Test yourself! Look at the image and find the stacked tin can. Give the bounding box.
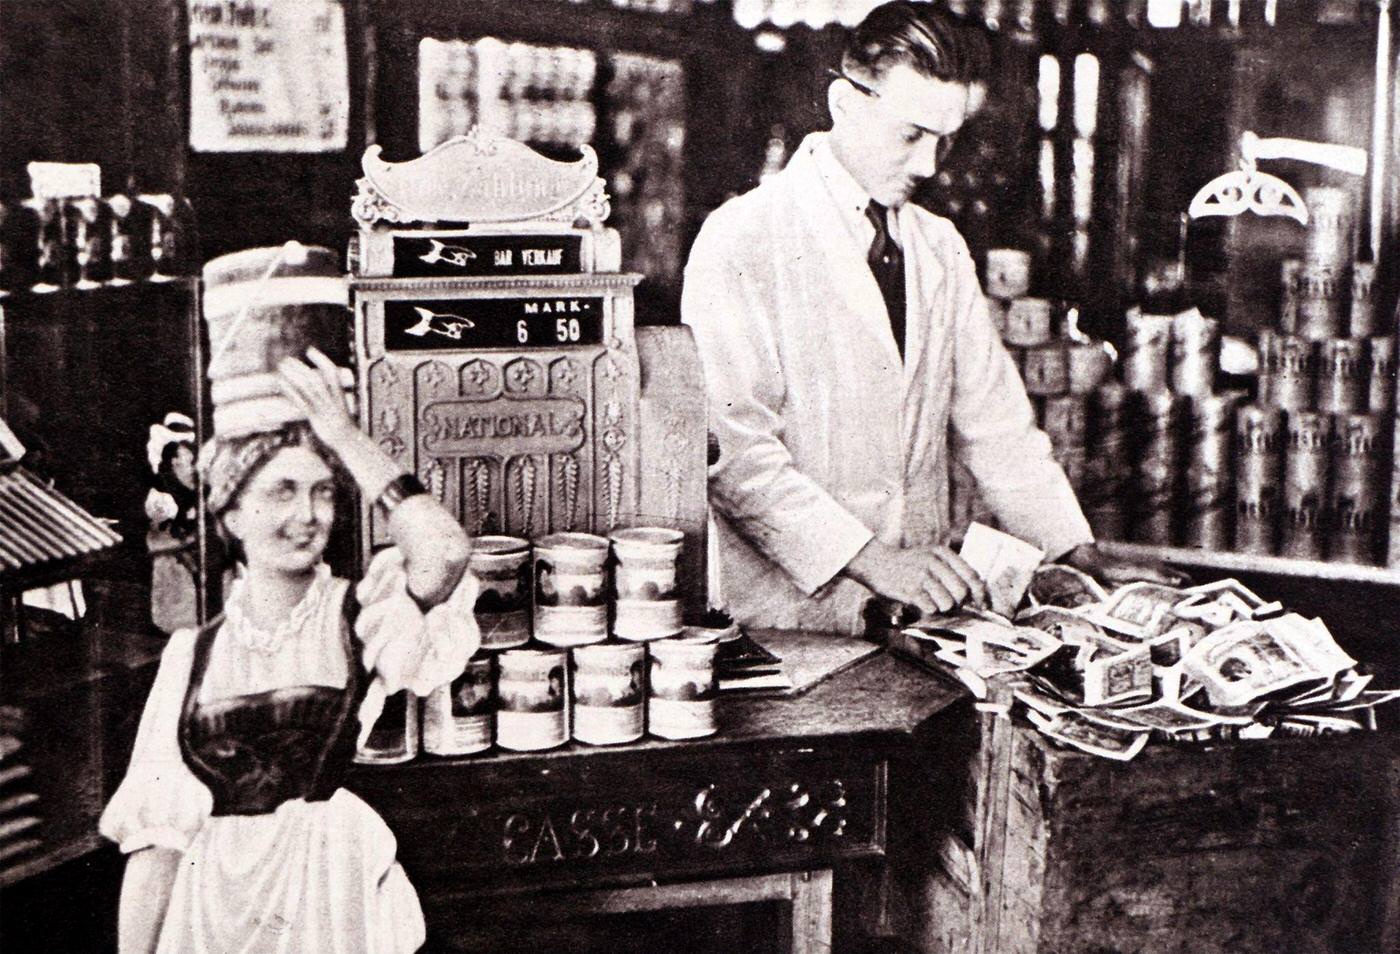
[1253,186,1392,564]
[980,248,1114,526]
[418,524,718,759]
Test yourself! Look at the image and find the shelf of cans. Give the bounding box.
[0,194,197,295]
[353,528,721,765]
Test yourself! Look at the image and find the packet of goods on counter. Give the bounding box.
[898,530,1400,760]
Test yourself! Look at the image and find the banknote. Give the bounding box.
[1083,643,1153,706]
[1027,563,1108,609]
[1090,582,1186,640]
[1182,621,1322,708]
[959,522,1045,617]
[1027,709,1150,761]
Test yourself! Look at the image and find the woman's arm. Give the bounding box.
[277,350,471,605]
[118,847,181,954]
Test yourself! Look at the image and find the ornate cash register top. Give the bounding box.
[351,128,610,230]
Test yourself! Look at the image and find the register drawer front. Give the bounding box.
[358,750,886,892]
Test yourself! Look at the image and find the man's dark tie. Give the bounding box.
[866,201,906,357]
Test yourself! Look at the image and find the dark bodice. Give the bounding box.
[178,590,364,817]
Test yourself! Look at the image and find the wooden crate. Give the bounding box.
[917,711,1400,954]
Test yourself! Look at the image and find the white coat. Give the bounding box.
[681,133,1093,634]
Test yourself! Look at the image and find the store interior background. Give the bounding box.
[1,1,1398,952]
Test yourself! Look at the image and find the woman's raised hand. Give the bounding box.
[277,348,358,448]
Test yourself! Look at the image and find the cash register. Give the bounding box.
[348,129,708,617]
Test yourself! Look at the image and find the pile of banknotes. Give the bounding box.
[905,525,1400,761]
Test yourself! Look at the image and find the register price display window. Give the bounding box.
[383,298,605,351]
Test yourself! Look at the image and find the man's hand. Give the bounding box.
[1061,542,1189,588]
[846,539,988,618]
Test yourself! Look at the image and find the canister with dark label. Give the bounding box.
[1003,297,1054,347]
[1234,404,1284,556]
[1280,410,1333,560]
[1130,389,1181,545]
[28,198,71,291]
[471,536,532,650]
[423,653,496,756]
[984,248,1032,300]
[0,200,39,293]
[1182,392,1240,549]
[1279,259,1302,333]
[496,646,569,751]
[1169,310,1219,396]
[1367,337,1394,413]
[107,194,152,284]
[1067,342,1112,394]
[1082,383,1130,539]
[353,689,420,765]
[1314,338,1365,415]
[533,532,609,647]
[1302,186,1356,270]
[1022,343,1069,396]
[1293,263,1348,341]
[1258,330,1315,411]
[1327,412,1384,565]
[572,640,646,745]
[1349,261,1377,337]
[1122,312,1172,392]
[611,527,684,641]
[648,635,719,740]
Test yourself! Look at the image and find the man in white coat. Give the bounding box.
[683,1,1169,635]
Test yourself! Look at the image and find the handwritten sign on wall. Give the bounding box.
[188,0,349,153]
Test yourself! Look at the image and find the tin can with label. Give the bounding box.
[611,527,684,641]
[572,641,646,745]
[0,200,39,293]
[1022,343,1069,396]
[353,689,420,765]
[985,248,1032,300]
[1259,330,1315,411]
[1067,342,1112,394]
[1279,259,1303,333]
[28,198,71,291]
[985,296,1009,338]
[1082,383,1129,536]
[1233,404,1284,555]
[1315,338,1365,414]
[1302,186,1356,270]
[648,635,719,740]
[66,197,110,288]
[1182,392,1240,549]
[496,646,569,751]
[1280,410,1333,560]
[1122,312,1172,392]
[1042,394,1088,452]
[533,532,609,647]
[423,653,496,756]
[107,193,152,284]
[1130,389,1181,544]
[1169,310,1219,396]
[1327,412,1384,564]
[1349,261,1378,337]
[1367,337,1394,413]
[471,536,532,650]
[1293,263,1348,341]
[1003,297,1054,347]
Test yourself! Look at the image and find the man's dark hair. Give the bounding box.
[842,1,989,87]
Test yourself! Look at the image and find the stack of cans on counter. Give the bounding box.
[356,526,720,765]
[1113,306,1241,548]
[1246,186,1393,564]
[0,193,196,294]
[980,248,1115,506]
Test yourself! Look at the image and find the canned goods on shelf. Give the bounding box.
[1003,297,1054,348]
[1122,312,1172,392]
[1022,343,1069,396]
[1042,394,1088,449]
[1292,262,1348,341]
[1182,394,1241,549]
[471,536,532,650]
[1367,337,1394,413]
[611,527,684,642]
[496,646,570,751]
[1327,412,1384,565]
[533,532,609,647]
[1302,186,1357,270]
[648,634,719,740]
[67,196,111,288]
[1066,342,1112,395]
[1258,330,1315,411]
[423,653,496,756]
[1279,259,1302,334]
[984,248,1032,300]
[1169,310,1219,396]
[354,689,420,765]
[1280,410,1333,560]
[1315,338,1365,415]
[1349,262,1378,337]
[1233,404,1285,557]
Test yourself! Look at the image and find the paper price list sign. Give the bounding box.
[188,0,349,153]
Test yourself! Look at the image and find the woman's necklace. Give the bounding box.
[226,565,330,655]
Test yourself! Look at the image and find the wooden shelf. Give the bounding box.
[1099,541,1400,586]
